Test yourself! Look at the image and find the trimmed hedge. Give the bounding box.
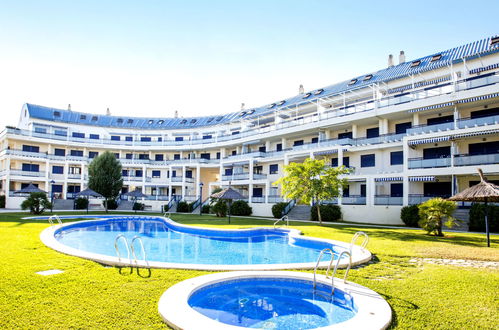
[74,197,89,210]
[272,202,288,218]
[229,200,252,216]
[469,203,499,233]
[176,201,190,213]
[201,204,210,214]
[401,205,421,227]
[133,202,145,211]
[104,199,118,210]
[163,204,170,212]
[212,200,227,217]
[311,204,342,222]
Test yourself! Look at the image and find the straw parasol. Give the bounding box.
[448,169,499,247]
[211,187,245,224]
[76,188,103,214]
[14,183,47,194]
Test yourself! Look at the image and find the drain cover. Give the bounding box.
[36,269,64,276]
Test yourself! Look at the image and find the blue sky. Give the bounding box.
[0,0,497,125]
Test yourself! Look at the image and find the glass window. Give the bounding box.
[390,151,404,165]
[259,146,266,152]
[138,154,149,160]
[185,170,192,178]
[34,127,46,134]
[395,122,412,134]
[200,153,210,160]
[175,137,184,141]
[111,135,120,141]
[135,170,143,177]
[72,132,85,138]
[216,152,221,159]
[70,150,83,157]
[155,154,164,161]
[311,137,319,144]
[54,148,65,156]
[125,136,132,141]
[152,170,161,178]
[22,163,39,172]
[338,132,352,139]
[203,135,212,140]
[361,154,375,167]
[89,134,99,140]
[126,153,133,159]
[140,137,151,142]
[224,168,233,176]
[391,183,403,197]
[122,170,128,176]
[366,127,379,138]
[54,130,67,136]
[22,145,40,153]
[269,164,278,174]
[89,151,99,159]
[174,154,180,160]
[293,140,304,146]
[232,131,239,135]
[276,143,282,152]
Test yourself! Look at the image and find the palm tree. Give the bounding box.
[418,198,458,236]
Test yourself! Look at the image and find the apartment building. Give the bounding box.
[1,36,498,224]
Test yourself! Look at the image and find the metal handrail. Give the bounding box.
[273,215,289,228]
[48,215,62,226]
[282,199,296,216]
[330,251,352,295]
[114,234,131,264]
[130,236,148,267]
[313,248,334,290]
[350,231,369,253]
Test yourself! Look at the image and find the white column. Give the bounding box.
[81,163,86,189]
[181,166,186,198]
[196,164,201,197]
[367,177,375,206]
[402,176,409,206]
[351,124,358,138]
[168,166,173,200]
[265,181,270,204]
[412,112,420,126]
[338,148,344,167]
[63,163,69,199]
[265,140,271,152]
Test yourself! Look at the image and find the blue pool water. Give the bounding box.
[54,216,344,266]
[188,277,357,329]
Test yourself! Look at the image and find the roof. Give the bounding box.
[26,36,499,130]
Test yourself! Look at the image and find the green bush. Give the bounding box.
[272,202,288,218]
[418,198,457,236]
[103,199,118,210]
[212,200,227,217]
[133,202,145,211]
[401,205,420,227]
[469,203,499,233]
[229,200,252,216]
[20,192,51,214]
[311,204,341,222]
[163,204,170,212]
[74,197,89,210]
[201,204,210,214]
[176,201,189,213]
[0,195,5,208]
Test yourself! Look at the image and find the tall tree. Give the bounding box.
[274,158,349,225]
[88,151,123,212]
[418,198,458,236]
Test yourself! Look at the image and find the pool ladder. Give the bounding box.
[48,215,62,226]
[114,234,149,268]
[273,215,289,228]
[350,231,369,254]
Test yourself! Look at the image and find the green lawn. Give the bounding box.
[0,212,497,329]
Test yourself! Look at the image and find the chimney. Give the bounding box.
[388,54,394,67]
[68,104,71,111]
[299,84,304,94]
[241,103,245,110]
[174,110,178,118]
[106,107,111,116]
[399,51,405,64]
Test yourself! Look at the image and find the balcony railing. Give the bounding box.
[10,169,45,177]
[408,194,433,205]
[454,153,499,167]
[267,195,284,203]
[406,122,455,135]
[123,176,143,182]
[457,114,499,129]
[374,195,403,205]
[408,157,451,169]
[222,173,250,181]
[341,195,366,205]
[67,174,82,179]
[251,196,265,203]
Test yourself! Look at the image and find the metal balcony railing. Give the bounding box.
[341,196,366,205]
[374,195,403,205]
[454,153,499,167]
[408,157,452,169]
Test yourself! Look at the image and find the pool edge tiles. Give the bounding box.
[39,215,372,271]
[158,271,392,330]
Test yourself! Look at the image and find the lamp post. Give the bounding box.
[50,180,55,213]
[199,182,204,216]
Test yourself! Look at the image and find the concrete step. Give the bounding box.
[52,199,74,210]
[287,205,311,220]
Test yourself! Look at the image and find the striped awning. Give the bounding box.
[314,149,338,156]
[409,176,437,182]
[409,102,454,113]
[388,75,452,94]
[469,62,499,74]
[452,128,499,139]
[408,136,450,145]
[375,177,403,182]
[456,92,499,104]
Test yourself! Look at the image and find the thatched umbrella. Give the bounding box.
[448,169,499,247]
[125,188,148,212]
[14,183,47,195]
[211,187,245,224]
[76,188,103,214]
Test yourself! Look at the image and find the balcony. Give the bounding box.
[457,114,499,129]
[10,169,45,177]
[67,173,82,180]
[123,176,143,182]
[253,173,267,180]
[251,196,265,203]
[341,196,366,205]
[5,149,47,159]
[408,194,433,205]
[374,195,403,206]
[407,122,454,135]
[454,153,499,166]
[408,157,451,169]
[225,151,265,160]
[222,173,250,181]
[267,195,284,203]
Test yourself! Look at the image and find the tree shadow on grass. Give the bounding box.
[378,292,420,329]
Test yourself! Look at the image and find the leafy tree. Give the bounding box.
[88,151,123,212]
[20,192,51,214]
[418,198,458,236]
[274,158,349,225]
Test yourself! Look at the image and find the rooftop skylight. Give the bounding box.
[216,116,223,122]
[158,120,164,125]
[91,116,98,121]
[148,119,154,124]
[348,79,357,86]
[127,119,133,124]
[314,89,324,95]
[117,118,123,124]
[80,115,86,120]
[180,119,187,124]
[277,100,285,106]
[240,111,247,117]
[53,111,61,117]
[491,36,499,46]
[268,103,276,109]
[302,92,312,99]
[207,117,214,123]
[190,119,197,124]
[431,54,442,62]
[410,60,421,68]
[247,109,255,115]
[363,74,373,81]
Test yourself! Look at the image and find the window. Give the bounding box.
[410,60,421,68]
[80,115,86,120]
[158,120,164,125]
[267,103,276,109]
[52,184,63,193]
[331,157,349,167]
[363,74,373,81]
[174,154,180,160]
[89,134,99,140]
[89,151,99,159]
[70,150,83,157]
[54,148,65,156]
[200,153,210,160]
[303,92,312,99]
[114,153,119,159]
[360,184,366,197]
[22,145,39,153]
[138,154,149,160]
[127,119,133,124]
[293,140,304,146]
[175,137,184,141]
[180,119,187,124]
[431,54,442,62]
[395,122,412,134]
[254,166,263,174]
[348,79,357,85]
[158,137,162,142]
[247,109,255,115]
[72,132,84,138]
[390,151,404,165]
[35,127,46,134]
[190,119,197,124]
[54,111,61,117]
[67,185,81,194]
[361,154,375,167]
[423,147,450,159]
[203,135,212,140]
[122,170,128,176]
[21,183,38,189]
[232,150,237,156]
[126,153,133,159]
[171,170,176,177]
[125,136,132,141]
[22,163,39,172]
[314,89,324,95]
[311,137,319,144]
[216,151,221,159]
[253,188,263,197]
[207,117,214,123]
[224,168,233,176]
[91,116,98,121]
[140,137,151,142]
[468,141,499,155]
[117,118,123,124]
[135,170,143,177]
[427,115,453,126]
[185,170,193,178]
[69,167,81,174]
[391,183,403,197]
[276,143,282,152]
[155,154,164,161]
[338,132,352,139]
[152,170,161,178]
[111,135,120,141]
[54,130,67,136]
[277,100,285,106]
[232,131,239,135]
[343,185,350,197]
[269,164,278,174]
[216,116,223,122]
[366,127,379,138]
[259,146,266,152]
[148,119,154,124]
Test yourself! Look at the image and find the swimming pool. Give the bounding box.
[159,271,392,329]
[39,215,371,270]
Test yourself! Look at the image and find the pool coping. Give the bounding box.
[39,215,372,271]
[158,271,392,330]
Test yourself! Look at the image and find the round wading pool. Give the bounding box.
[158,271,392,329]
[39,216,371,270]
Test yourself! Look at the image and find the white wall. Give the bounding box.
[341,205,403,225]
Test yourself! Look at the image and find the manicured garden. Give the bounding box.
[0,212,497,329]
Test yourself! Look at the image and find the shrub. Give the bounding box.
[188,202,196,212]
[163,204,170,212]
[212,200,227,217]
[0,195,5,208]
[418,198,457,236]
[230,200,252,216]
[176,201,189,213]
[201,204,210,214]
[103,199,118,210]
[401,205,420,227]
[311,204,342,222]
[133,202,145,211]
[272,202,288,218]
[20,192,51,214]
[468,203,499,233]
[74,197,89,210]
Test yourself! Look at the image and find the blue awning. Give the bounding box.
[456,92,499,104]
[408,136,450,145]
[314,149,338,156]
[409,176,437,182]
[469,62,499,74]
[375,177,403,182]
[452,128,499,139]
[409,102,454,113]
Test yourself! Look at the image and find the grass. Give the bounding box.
[0,211,497,329]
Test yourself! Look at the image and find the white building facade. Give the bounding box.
[1,36,498,224]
